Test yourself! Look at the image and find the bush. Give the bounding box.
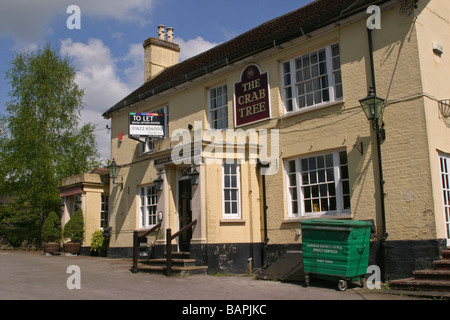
[90,230,109,257]
[63,209,84,243]
[41,211,61,243]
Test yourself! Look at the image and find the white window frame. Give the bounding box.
[139,185,158,228]
[222,163,241,219]
[140,106,169,154]
[285,150,350,218]
[281,43,342,114]
[439,153,450,245]
[208,84,228,130]
[100,194,109,228]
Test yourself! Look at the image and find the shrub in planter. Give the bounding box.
[90,229,109,257]
[63,209,84,255]
[41,211,62,254]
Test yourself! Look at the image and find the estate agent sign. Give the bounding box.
[129,112,165,139]
[234,64,270,127]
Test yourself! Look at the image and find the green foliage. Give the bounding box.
[0,199,40,246]
[0,43,100,243]
[41,211,61,243]
[63,209,84,243]
[90,230,109,257]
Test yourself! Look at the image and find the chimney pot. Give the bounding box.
[167,27,174,42]
[158,25,165,40]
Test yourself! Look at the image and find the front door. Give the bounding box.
[178,179,192,252]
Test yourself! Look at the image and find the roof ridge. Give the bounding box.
[103,0,384,118]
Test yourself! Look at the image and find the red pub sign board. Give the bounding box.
[234,64,270,127]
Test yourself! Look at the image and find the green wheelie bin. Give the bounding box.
[300,219,372,291]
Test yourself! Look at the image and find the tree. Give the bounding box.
[0,43,100,243]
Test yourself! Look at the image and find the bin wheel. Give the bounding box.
[304,275,310,287]
[337,280,348,291]
[360,275,366,288]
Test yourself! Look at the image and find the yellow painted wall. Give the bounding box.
[107,2,448,249]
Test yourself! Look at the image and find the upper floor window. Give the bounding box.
[282,43,342,113]
[140,106,169,154]
[209,84,228,129]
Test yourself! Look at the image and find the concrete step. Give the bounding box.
[434,259,450,270]
[135,263,208,276]
[141,258,196,267]
[413,269,450,281]
[165,251,191,259]
[389,278,450,292]
[442,250,450,260]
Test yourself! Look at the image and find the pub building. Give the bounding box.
[100,0,450,280]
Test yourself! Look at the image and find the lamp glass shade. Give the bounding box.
[359,88,385,121]
[188,167,199,186]
[153,175,164,191]
[107,159,120,179]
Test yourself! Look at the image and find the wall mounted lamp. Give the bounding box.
[107,159,123,190]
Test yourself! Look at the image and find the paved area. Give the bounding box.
[0,250,428,302]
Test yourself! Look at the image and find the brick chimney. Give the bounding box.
[143,25,180,82]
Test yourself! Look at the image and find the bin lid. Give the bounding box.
[300,219,372,230]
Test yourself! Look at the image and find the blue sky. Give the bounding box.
[0,0,313,160]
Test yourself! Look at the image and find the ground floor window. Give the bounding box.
[139,185,158,228]
[101,195,109,228]
[439,153,450,242]
[285,150,350,217]
[222,163,241,218]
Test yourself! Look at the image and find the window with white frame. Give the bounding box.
[140,106,169,154]
[282,43,342,113]
[139,185,158,228]
[223,163,241,218]
[209,84,228,129]
[439,153,450,243]
[100,195,109,228]
[286,150,350,217]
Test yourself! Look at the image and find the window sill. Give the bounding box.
[280,99,344,120]
[220,219,246,224]
[282,213,352,224]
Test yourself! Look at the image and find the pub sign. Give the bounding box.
[234,64,270,127]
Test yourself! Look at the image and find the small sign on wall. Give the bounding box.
[234,64,271,127]
[129,113,165,139]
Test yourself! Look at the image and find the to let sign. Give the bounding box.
[129,113,165,138]
[234,64,270,127]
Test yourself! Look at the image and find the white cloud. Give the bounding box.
[0,0,157,43]
[60,38,141,159]
[57,35,220,160]
[175,36,221,61]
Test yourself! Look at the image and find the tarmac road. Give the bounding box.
[0,250,425,301]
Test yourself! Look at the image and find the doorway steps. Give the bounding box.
[134,251,208,276]
[389,250,450,293]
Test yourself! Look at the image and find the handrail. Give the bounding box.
[166,219,197,276]
[170,219,197,240]
[132,222,162,272]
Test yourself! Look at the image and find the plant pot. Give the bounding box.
[63,242,81,255]
[43,242,60,255]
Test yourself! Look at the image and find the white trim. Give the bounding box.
[138,185,158,229]
[222,162,241,219]
[439,152,450,246]
[208,84,228,130]
[284,149,350,219]
[281,43,342,114]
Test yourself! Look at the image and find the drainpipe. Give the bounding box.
[257,159,270,266]
[367,27,388,282]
